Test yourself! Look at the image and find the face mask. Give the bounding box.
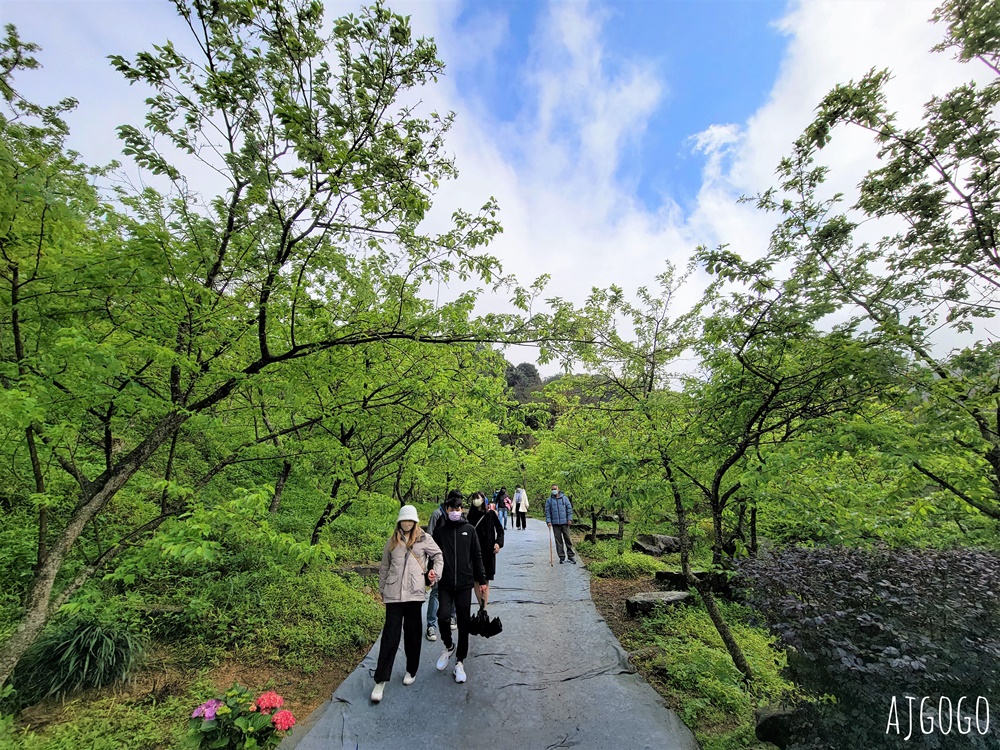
[473,498,484,507]
[551,491,558,497]
[447,510,463,521]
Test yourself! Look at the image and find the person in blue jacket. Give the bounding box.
[545,484,576,564]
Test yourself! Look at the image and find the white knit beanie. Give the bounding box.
[397,505,419,524]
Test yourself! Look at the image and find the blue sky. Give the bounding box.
[444,0,787,212]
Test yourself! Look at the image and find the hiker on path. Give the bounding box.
[372,505,444,703]
[494,487,511,529]
[424,498,455,642]
[513,485,529,530]
[467,491,504,608]
[545,484,576,564]
[432,490,487,684]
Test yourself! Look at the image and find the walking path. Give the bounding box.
[287,518,700,750]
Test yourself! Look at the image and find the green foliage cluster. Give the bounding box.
[185,683,294,750]
[577,540,668,578]
[1,681,196,750]
[587,553,665,578]
[5,618,146,712]
[624,602,793,750]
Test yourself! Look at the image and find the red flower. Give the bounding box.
[272,709,296,732]
[256,691,284,712]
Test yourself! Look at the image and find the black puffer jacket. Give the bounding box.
[467,505,504,580]
[433,516,487,591]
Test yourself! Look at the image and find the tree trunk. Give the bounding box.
[311,478,346,546]
[160,430,179,515]
[11,262,48,572]
[750,505,758,556]
[269,461,292,514]
[710,498,724,567]
[0,410,187,689]
[664,457,753,684]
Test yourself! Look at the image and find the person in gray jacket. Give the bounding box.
[545,484,576,564]
[372,505,444,703]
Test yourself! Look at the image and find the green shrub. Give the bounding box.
[624,601,793,748]
[575,538,628,561]
[587,551,664,578]
[1,684,192,750]
[7,618,147,711]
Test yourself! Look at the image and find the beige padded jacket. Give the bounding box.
[378,530,444,604]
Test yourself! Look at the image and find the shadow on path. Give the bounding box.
[285,518,700,750]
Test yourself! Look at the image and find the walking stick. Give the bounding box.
[549,526,554,566]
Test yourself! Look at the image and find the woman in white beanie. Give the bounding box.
[371,504,443,703]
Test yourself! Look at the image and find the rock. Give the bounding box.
[755,706,796,749]
[655,569,731,595]
[632,534,680,556]
[584,532,621,543]
[625,591,691,617]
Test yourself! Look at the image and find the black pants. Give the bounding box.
[373,601,423,683]
[552,523,575,561]
[516,510,527,529]
[437,586,473,662]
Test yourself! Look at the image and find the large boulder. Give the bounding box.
[755,706,796,749]
[584,532,621,543]
[632,534,680,556]
[625,591,691,617]
[655,569,731,595]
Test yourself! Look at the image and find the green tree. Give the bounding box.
[753,0,1000,525]
[0,1,546,687]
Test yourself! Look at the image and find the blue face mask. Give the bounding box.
[551,491,558,497]
[447,510,463,521]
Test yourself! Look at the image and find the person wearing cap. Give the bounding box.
[371,504,444,703]
[432,489,487,684]
[545,484,576,564]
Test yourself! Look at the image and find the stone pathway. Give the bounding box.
[286,518,700,750]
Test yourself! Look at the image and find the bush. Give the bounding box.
[7,618,146,711]
[575,538,627,561]
[587,551,664,578]
[625,601,793,749]
[186,683,296,750]
[737,546,1000,749]
[1,682,193,750]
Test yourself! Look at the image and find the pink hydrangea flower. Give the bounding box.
[271,709,296,732]
[192,698,224,721]
[256,691,284,712]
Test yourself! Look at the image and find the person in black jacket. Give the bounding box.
[432,489,486,684]
[467,491,504,608]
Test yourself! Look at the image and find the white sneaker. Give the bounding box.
[370,682,386,703]
[454,661,466,683]
[403,672,416,686]
[436,645,455,671]
[425,626,437,642]
[450,616,457,630]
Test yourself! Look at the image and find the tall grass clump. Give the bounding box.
[6,618,146,711]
